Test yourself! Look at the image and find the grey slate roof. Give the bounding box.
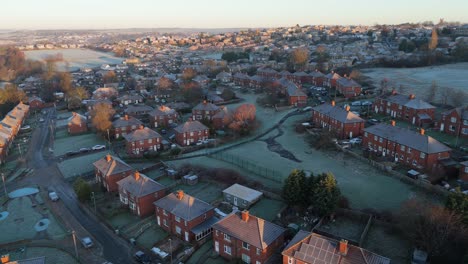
[117,172,166,198]
[174,121,208,133]
[364,123,451,154]
[93,154,133,176]
[325,72,342,80]
[149,105,177,117]
[193,101,220,112]
[287,86,307,97]
[112,116,143,128]
[381,94,435,109]
[67,112,86,125]
[154,192,214,221]
[124,104,154,114]
[337,77,361,87]
[123,127,161,142]
[312,103,365,124]
[212,212,285,250]
[223,184,263,202]
[309,71,325,78]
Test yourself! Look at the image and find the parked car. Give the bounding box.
[20,125,31,131]
[65,151,80,157]
[351,101,362,106]
[39,118,45,122]
[48,191,59,201]
[196,141,203,146]
[92,145,106,151]
[361,101,372,106]
[349,137,362,144]
[161,129,167,134]
[79,148,91,153]
[81,237,93,248]
[134,251,151,264]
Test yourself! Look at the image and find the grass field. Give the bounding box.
[107,211,140,229]
[53,133,105,157]
[136,226,168,249]
[170,182,223,203]
[317,216,368,243]
[3,247,79,264]
[249,198,285,222]
[57,151,107,178]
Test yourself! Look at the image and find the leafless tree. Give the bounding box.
[289,47,309,71]
[427,80,438,102]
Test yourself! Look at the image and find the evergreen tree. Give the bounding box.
[282,169,307,206]
[309,173,341,216]
[446,189,468,225]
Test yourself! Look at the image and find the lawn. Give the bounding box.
[186,240,225,264]
[249,198,285,222]
[3,247,78,264]
[144,169,165,180]
[170,182,223,203]
[316,215,368,243]
[136,226,169,249]
[155,176,177,186]
[53,133,106,157]
[107,211,140,230]
[57,151,107,178]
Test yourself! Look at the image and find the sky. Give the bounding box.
[1,0,467,30]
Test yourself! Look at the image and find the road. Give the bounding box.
[17,107,134,264]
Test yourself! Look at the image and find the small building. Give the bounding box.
[438,106,468,138]
[212,211,285,264]
[192,100,220,121]
[117,171,166,217]
[148,105,179,128]
[112,115,143,139]
[311,101,365,139]
[460,161,468,181]
[154,190,217,243]
[222,184,263,209]
[123,126,162,156]
[174,121,209,146]
[67,112,87,135]
[117,94,143,105]
[282,231,391,264]
[28,96,44,109]
[93,154,134,192]
[286,85,308,107]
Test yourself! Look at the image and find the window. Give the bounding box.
[449,125,456,132]
[119,194,128,204]
[224,245,232,255]
[407,148,411,154]
[190,132,194,136]
[242,242,250,250]
[374,135,377,141]
[379,137,383,143]
[148,139,152,143]
[185,220,187,227]
[129,202,136,210]
[400,145,405,151]
[224,234,231,242]
[241,254,251,264]
[163,210,168,216]
[175,226,181,234]
[163,219,168,227]
[256,248,261,255]
[175,216,180,223]
[288,257,294,264]
[215,230,219,237]
[462,128,468,135]
[463,120,468,126]
[465,167,468,173]
[256,261,261,264]
[451,117,457,123]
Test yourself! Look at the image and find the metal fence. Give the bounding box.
[208,152,283,183]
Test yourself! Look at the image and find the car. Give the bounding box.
[48,191,59,201]
[196,141,203,146]
[202,139,210,144]
[134,251,151,264]
[349,138,362,144]
[65,151,80,157]
[361,101,372,106]
[79,148,91,153]
[351,101,362,106]
[81,237,93,248]
[39,118,45,122]
[20,125,31,131]
[302,106,312,112]
[92,145,106,151]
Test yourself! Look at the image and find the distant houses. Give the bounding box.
[192,100,220,121]
[112,115,143,139]
[148,105,179,128]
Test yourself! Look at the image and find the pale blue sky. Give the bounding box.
[2,0,467,29]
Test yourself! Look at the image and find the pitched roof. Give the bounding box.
[149,105,177,117]
[213,106,233,119]
[67,112,86,125]
[213,212,285,250]
[154,192,214,221]
[287,86,307,97]
[364,123,451,154]
[193,101,220,112]
[123,127,162,142]
[124,104,154,114]
[222,184,263,202]
[112,116,143,128]
[93,154,133,176]
[282,232,391,264]
[380,94,435,109]
[442,106,468,120]
[309,71,325,78]
[174,121,208,133]
[337,77,361,87]
[117,172,165,197]
[312,103,364,124]
[325,72,342,80]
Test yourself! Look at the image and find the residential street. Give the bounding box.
[11,107,134,264]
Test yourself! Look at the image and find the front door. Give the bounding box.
[349,131,353,139]
[440,124,444,132]
[157,216,161,226]
[233,197,238,206]
[185,231,189,242]
[412,117,416,125]
[215,241,219,253]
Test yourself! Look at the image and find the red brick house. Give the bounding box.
[287,85,308,107]
[460,161,468,181]
[311,102,365,139]
[363,122,452,172]
[324,72,342,88]
[292,71,312,84]
[233,73,251,87]
[28,96,44,110]
[372,91,436,126]
[309,70,325,86]
[67,112,87,135]
[0,102,29,164]
[192,101,220,121]
[437,107,468,138]
[216,71,232,83]
[124,104,154,118]
[336,77,362,98]
[282,231,391,264]
[93,154,134,192]
[154,190,217,243]
[112,115,143,139]
[123,126,162,156]
[257,68,279,79]
[117,94,143,105]
[0,136,8,164]
[149,105,179,128]
[174,121,209,146]
[213,106,233,130]
[212,211,285,264]
[117,171,166,217]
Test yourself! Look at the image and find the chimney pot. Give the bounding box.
[391,89,397,95]
[345,105,350,112]
[409,94,415,100]
[134,171,140,181]
[339,239,348,256]
[331,100,336,107]
[241,210,250,222]
[420,128,425,135]
[124,115,129,120]
[176,190,184,200]
[106,154,112,162]
[391,120,396,126]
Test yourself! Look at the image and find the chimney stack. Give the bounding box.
[420,128,425,135]
[345,105,350,112]
[106,154,112,162]
[124,115,129,120]
[331,100,336,107]
[139,125,144,130]
[391,120,396,127]
[176,190,184,200]
[203,99,207,105]
[409,94,415,100]
[241,210,250,222]
[391,89,397,95]
[134,171,140,181]
[339,239,348,256]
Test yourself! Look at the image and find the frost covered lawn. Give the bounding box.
[170,182,223,203]
[249,198,285,222]
[53,132,105,157]
[58,151,107,178]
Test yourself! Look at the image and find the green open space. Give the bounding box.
[107,211,140,230]
[53,133,105,157]
[135,225,169,249]
[249,198,285,222]
[186,239,225,264]
[2,246,79,264]
[57,151,108,178]
[317,216,367,243]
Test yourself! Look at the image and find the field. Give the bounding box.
[53,131,106,157]
[361,63,468,102]
[135,225,168,249]
[57,151,107,178]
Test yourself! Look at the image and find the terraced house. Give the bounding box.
[437,106,468,138]
[123,126,162,156]
[148,105,179,128]
[363,122,452,172]
[0,102,29,164]
[212,211,285,264]
[112,115,143,139]
[372,91,436,126]
[282,231,391,264]
[154,190,217,243]
[117,171,166,217]
[93,154,134,192]
[311,101,365,139]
